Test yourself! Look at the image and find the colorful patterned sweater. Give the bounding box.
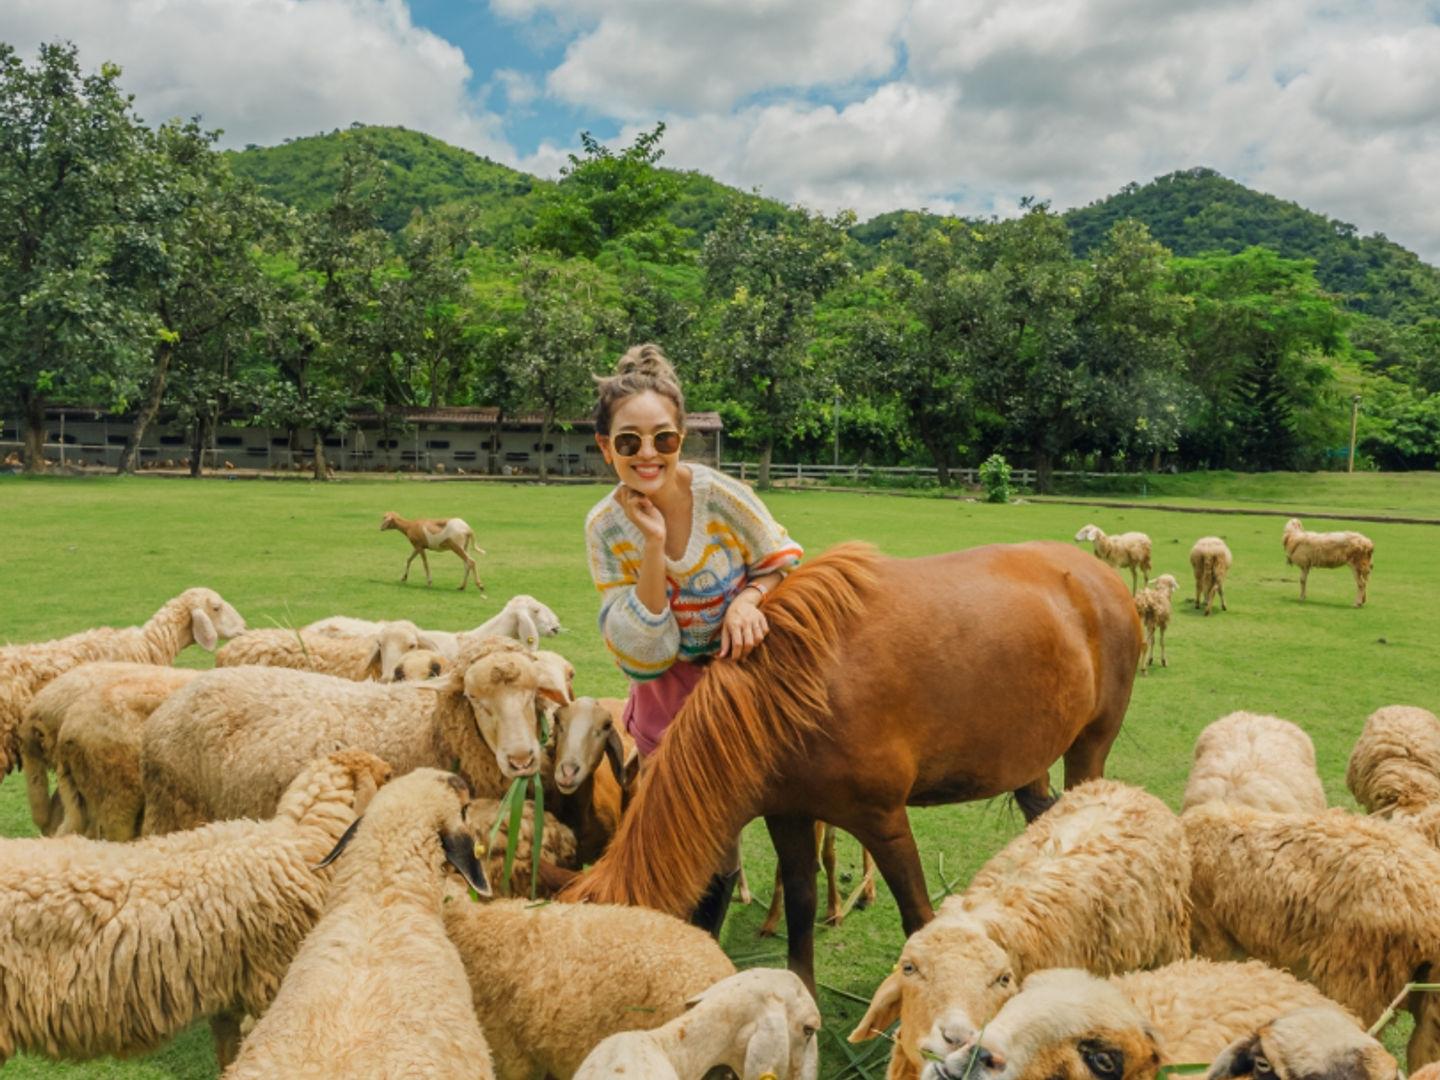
[585,463,803,681]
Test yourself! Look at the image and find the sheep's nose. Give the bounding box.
[557,762,579,786]
[940,1022,974,1051]
[972,1047,1005,1071]
[506,750,538,774]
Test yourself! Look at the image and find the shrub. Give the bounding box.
[979,453,1013,503]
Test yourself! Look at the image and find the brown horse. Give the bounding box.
[560,541,1143,988]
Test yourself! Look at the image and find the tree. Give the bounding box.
[702,203,854,486]
[0,43,156,471]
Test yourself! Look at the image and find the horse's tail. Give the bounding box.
[561,543,881,916]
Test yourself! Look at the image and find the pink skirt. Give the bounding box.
[622,659,708,757]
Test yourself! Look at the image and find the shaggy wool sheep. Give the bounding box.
[1203,1006,1397,1080]
[215,619,439,682]
[1346,705,1440,817]
[464,795,579,895]
[1184,801,1440,1066]
[1182,712,1327,816]
[5,587,244,778]
[391,649,452,682]
[0,750,391,1068]
[224,769,493,1079]
[443,894,737,1078]
[852,780,1190,1080]
[141,638,567,835]
[305,594,564,658]
[1075,524,1153,594]
[1282,518,1374,607]
[573,968,820,1080]
[922,969,1163,1080]
[1189,537,1233,616]
[1134,574,1180,672]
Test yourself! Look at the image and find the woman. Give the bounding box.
[585,343,802,934]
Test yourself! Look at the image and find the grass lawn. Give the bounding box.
[1,471,1436,1078]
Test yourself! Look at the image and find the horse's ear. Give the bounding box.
[848,971,902,1043]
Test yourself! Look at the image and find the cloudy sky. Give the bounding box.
[4,0,1440,260]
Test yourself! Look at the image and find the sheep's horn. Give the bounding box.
[442,831,491,897]
[314,816,363,870]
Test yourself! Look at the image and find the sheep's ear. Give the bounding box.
[365,639,384,676]
[314,817,363,870]
[515,609,540,651]
[417,633,443,651]
[536,661,573,706]
[191,608,219,651]
[1202,1035,1256,1080]
[442,831,491,897]
[848,971,902,1043]
[605,726,628,787]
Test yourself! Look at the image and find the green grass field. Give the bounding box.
[2,472,1437,1078]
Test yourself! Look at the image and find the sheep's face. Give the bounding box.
[687,970,820,1080]
[851,913,1016,1071]
[1204,1007,1396,1080]
[184,588,247,651]
[1282,519,1303,542]
[373,621,444,682]
[923,970,1161,1080]
[508,594,564,637]
[552,697,621,793]
[1154,575,1179,598]
[392,649,451,683]
[463,654,546,779]
[1075,525,1100,543]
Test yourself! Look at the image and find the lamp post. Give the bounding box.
[1348,394,1361,474]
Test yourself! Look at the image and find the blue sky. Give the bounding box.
[3,0,1440,261]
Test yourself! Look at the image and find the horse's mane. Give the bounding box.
[560,542,881,915]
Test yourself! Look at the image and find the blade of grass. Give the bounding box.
[502,773,526,894]
[529,771,544,900]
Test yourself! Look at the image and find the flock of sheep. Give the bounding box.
[0,505,1415,1080]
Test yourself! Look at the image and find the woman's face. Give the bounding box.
[597,390,685,497]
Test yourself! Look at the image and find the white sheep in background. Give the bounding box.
[1346,705,1440,817]
[391,648,453,682]
[1134,573,1179,672]
[573,968,820,1080]
[0,750,391,1068]
[21,662,199,839]
[304,594,564,659]
[1182,712,1327,815]
[1203,1006,1397,1080]
[444,894,737,1078]
[1282,518,1374,607]
[216,619,439,682]
[224,769,494,1079]
[1075,524,1152,594]
[141,638,569,835]
[1189,536,1233,616]
[4,586,245,777]
[851,780,1190,1080]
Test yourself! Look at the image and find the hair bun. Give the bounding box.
[614,343,678,383]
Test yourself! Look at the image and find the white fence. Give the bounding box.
[718,461,1043,485]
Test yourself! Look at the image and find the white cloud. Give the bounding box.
[0,0,513,158]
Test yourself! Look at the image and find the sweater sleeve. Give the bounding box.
[585,502,681,682]
[708,470,804,578]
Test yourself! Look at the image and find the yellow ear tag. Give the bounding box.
[759,1074,779,1080]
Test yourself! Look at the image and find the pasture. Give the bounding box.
[1,471,1437,1079]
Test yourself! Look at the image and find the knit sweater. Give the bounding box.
[585,464,803,681]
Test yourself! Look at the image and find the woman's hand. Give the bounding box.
[615,487,666,545]
[720,591,769,662]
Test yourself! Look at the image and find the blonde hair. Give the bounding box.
[593,344,686,435]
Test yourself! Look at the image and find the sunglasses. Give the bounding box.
[611,429,683,457]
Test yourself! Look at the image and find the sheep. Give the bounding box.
[465,794,580,894]
[1184,800,1440,1066]
[921,969,1163,1080]
[215,619,440,682]
[8,586,245,796]
[1203,1006,1397,1080]
[1190,536,1233,616]
[545,696,635,865]
[1134,574,1179,672]
[24,662,200,840]
[573,968,820,1080]
[381,510,485,590]
[443,894,738,1079]
[1075,524,1152,594]
[224,769,494,1079]
[305,594,564,658]
[1282,518,1374,607]
[851,780,1191,1080]
[0,749,391,1068]
[141,638,569,835]
[392,648,453,682]
[1345,705,1440,817]
[1182,712,1327,816]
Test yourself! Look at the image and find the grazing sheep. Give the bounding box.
[444,894,737,1079]
[215,619,439,682]
[1134,574,1180,672]
[921,969,1163,1080]
[1184,801,1440,1066]
[381,510,485,590]
[465,795,580,894]
[391,648,453,682]
[1204,1006,1397,1080]
[4,586,244,777]
[24,662,199,840]
[0,750,391,1068]
[1345,705,1440,817]
[1075,524,1152,594]
[224,769,494,1079]
[573,968,820,1080]
[306,594,564,658]
[1182,712,1327,816]
[141,638,567,834]
[1282,518,1374,607]
[1189,537,1233,616]
[545,696,635,865]
[852,780,1190,1080]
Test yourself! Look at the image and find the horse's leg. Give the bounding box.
[1063,713,1124,790]
[821,823,841,926]
[765,814,821,993]
[1013,774,1057,822]
[851,808,933,937]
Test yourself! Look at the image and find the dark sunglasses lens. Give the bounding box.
[654,431,682,454]
[613,433,642,456]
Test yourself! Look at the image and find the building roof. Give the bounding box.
[347,406,724,433]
